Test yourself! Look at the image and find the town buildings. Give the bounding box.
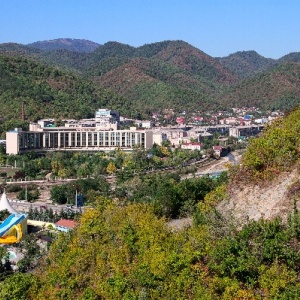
[5,108,269,155]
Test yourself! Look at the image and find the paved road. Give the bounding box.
[9,199,80,213]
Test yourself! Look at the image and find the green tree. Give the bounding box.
[50,185,68,204]
[0,209,10,221]
[0,273,38,300]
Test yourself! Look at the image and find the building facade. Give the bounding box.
[95,108,120,129]
[6,126,153,155]
[229,125,264,138]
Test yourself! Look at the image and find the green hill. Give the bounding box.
[278,52,300,63]
[1,39,300,122]
[217,63,300,110]
[27,38,100,53]
[0,52,127,123]
[217,50,276,78]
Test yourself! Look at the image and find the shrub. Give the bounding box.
[6,184,22,193]
[17,188,40,202]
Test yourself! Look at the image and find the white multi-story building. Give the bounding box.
[6,126,153,154]
[95,108,119,129]
[63,109,120,130]
[6,109,153,155]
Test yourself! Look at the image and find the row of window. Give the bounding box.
[19,132,145,149]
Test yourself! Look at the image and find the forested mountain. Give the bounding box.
[217,50,276,78]
[0,43,42,55]
[0,38,300,128]
[91,41,236,112]
[0,52,129,130]
[278,52,300,63]
[27,38,100,53]
[217,63,300,110]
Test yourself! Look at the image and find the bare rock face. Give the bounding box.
[218,168,299,224]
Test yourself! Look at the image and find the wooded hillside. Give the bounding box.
[1,39,300,126]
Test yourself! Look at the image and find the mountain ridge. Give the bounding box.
[1,38,300,124]
[27,38,100,53]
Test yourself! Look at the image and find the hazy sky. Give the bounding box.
[1,0,299,58]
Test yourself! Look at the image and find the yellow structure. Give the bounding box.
[0,224,23,244]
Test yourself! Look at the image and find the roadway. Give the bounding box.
[9,199,79,213]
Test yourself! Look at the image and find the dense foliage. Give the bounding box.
[0,209,10,221]
[4,146,204,181]
[0,52,128,136]
[2,202,300,299]
[217,50,276,78]
[217,63,300,111]
[237,106,300,181]
[121,172,228,218]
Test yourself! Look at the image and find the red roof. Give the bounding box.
[55,219,77,229]
[213,146,223,151]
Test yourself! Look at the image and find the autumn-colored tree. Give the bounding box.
[106,161,117,174]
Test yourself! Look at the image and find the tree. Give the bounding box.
[0,151,6,166]
[153,181,180,218]
[0,209,10,221]
[17,188,40,202]
[13,170,25,180]
[0,273,38,300]
[16,234,44,272]
[106,161,117,174]
[50,185,68,204]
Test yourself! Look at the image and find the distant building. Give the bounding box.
[134,120,153,129]
[55,219,78,232]
[229,125,264,138]
[213,145,227,157]
[176,117,185,125]
[181,143,203,151]
[6,109,153,154]
[160,128,187,146]
[254,118,268,124]
[63,109,119,130]
[37,119,55,128]
[199,131,213,140]
[6,126,153,154]
[95,108,119,129]
[153,131,167,146]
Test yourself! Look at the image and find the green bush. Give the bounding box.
[5,184,22,193]
[17,188,40,202]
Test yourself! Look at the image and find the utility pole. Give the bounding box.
[75,190,78,209]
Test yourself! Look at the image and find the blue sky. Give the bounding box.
[1,0,299,58]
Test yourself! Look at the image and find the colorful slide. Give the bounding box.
[0,213,26,237]
[0,224,23,244]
